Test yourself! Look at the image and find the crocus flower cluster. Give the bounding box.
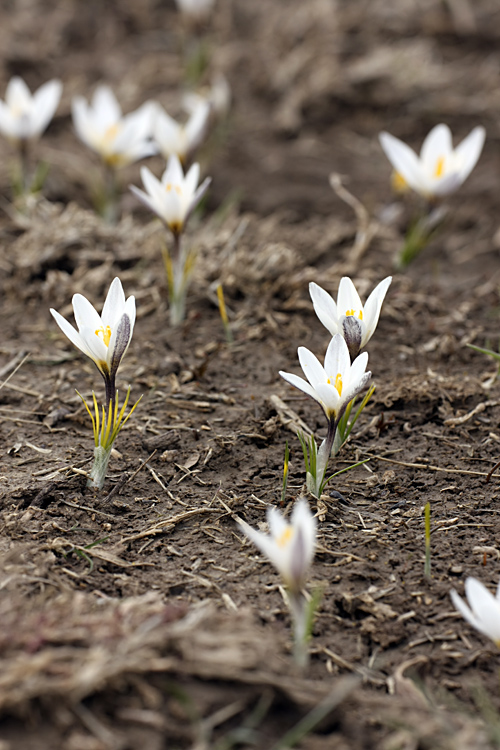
[280,276,391,497]
[309,276,392,360]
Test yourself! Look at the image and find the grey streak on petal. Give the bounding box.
[110,314,131,379]
[342,317,362,360]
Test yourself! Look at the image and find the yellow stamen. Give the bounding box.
[345,309,363,320]
[103,123,120,145]
[334,372,343,396]
[95,325,112,347]
[166,183,182,195]
[277,526,293,548]
[434,156,445,179]
[391,171,408,194]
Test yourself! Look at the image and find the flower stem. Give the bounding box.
[315,419,338,497]
[289,593,309,671]
[104,375,116,412]
[165,232,192,327]
[19,140,30,196]
[87,444,112,490]
[102,164,119,224]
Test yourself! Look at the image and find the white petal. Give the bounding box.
[0,102,17,138]
[130,184,163,220]
[314,382,341,419]
[291,499,316,570]
[346,351,369,388]
[239,519,288,579]
[337,277,363,318]
[297,346,327,390]
[465,578,500,642]
[32,79,62,136]
[185,100,210,152]
[72,293,102,334]
[101,278,126,327]
[454,126,486,184]
[6,77,31,110]
[72,97,94,148]
[361,276,392,346]
[127,101,155,139]
[324,334,350,381]
[186,176,211,222]
[279,370,320,404]
[379,131,425,194]
[140,166,165,207]
[341,370,371,409]
[267,506,288,540]
[185,162,201,198]
[124,296,136,332]
[79,326,109,368]
[162,187,185,228]
[163,154,184,185]
[50,309,94,360]
[428,173,462,197]
[420,124,453,169]
[93,85,121,129]
[309,282,338,336]
[154,107,184,158]
[451,588,483,634]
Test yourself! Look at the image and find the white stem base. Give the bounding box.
[87,445,112,490]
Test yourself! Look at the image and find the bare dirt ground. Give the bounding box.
[2,1,500,748]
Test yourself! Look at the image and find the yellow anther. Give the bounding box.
[334,372,343,396]
[277,526,293,548]
[95,325,112,347]
[345,309,363,320]
[391,171,408,194]
[103,123,120,145]
[166,183,182,195]
[434,156,445,179]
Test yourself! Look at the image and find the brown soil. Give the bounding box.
[2,1,500,748]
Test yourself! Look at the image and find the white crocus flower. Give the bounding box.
[239,499,316,594]
[0,76,62,143]
[72,85,156,168]
[130,154,211,236]
[153,99,210,164]
[280,334,371,425]
[50,278,136,402]
[310,277,392,360]
[451,578,500,647]
[379,124,485,200]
